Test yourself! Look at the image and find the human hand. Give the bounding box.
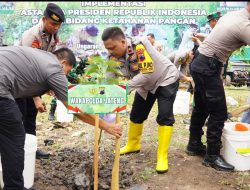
[33,97,47,112]
[105,123,122,138]
[192,36,199,42]
[185,77,193,82]
[46,90,55,96]
[193,32,205,39]
[192,36,202,46]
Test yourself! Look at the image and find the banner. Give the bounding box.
[0,1,246,55]
[68,84,128,114]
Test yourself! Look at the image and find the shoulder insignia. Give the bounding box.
[178,57,183,62]
[127,45,133,55]
[31,40,41,49]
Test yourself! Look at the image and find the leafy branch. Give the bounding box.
[78,56,124,85]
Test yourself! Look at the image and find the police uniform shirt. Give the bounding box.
[0,46,67,102]
[198,8,250,64]
[153,40,164,54]
[20,19,59,52]
[111,37,179,100]
[167,50,189,79]
[107,38,140,80]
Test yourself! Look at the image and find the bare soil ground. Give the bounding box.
[31,86,250,190]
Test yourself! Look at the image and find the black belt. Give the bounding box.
[196,51,223,69]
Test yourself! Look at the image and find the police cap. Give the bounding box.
[44,3,65,23]
[207,12,221,22]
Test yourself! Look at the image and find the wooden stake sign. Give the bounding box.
[67,56,128,190]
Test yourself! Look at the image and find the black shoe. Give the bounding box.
[186,142,206,156]
[36,149,50,159]
[202,155,234,172]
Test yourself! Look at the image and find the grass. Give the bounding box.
[225,86,249,108]
[140,167,155,181]
[236,172,250,190]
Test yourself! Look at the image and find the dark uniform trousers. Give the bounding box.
[130,80,179,126]
[15,98,38,136]
[0,98,25,189]
[190,54,227,155]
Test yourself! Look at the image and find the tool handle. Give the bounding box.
[94,114,100,190]
[229,104,250,118]
[111,114,121,190]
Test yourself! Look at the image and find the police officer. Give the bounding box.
[207,12,222,31]
[184,12,222,125]
[0,46,122,190]
[186,3,250,171]
[102,27,179,174]
[167,49,194,83]
[192,12,222,45]
[167,49,195,125]
[147,33,164,54]
[16,3,65,159]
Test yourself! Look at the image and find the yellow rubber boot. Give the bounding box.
[156,125,173,173]
[120,121,143,155]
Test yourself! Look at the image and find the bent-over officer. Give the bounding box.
[16,3,65,159]
[167,50,194,83]
[0,46,121,189]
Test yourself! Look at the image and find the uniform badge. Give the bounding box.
[136,48,145,62]
[178,57,183,62]
[129,54,136,60]
[31,40,41,49]
[51,14,59,21]
[127,45,133,55]
[129,60,139,72]
[136,44,154,74]
[41,33,47,39]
